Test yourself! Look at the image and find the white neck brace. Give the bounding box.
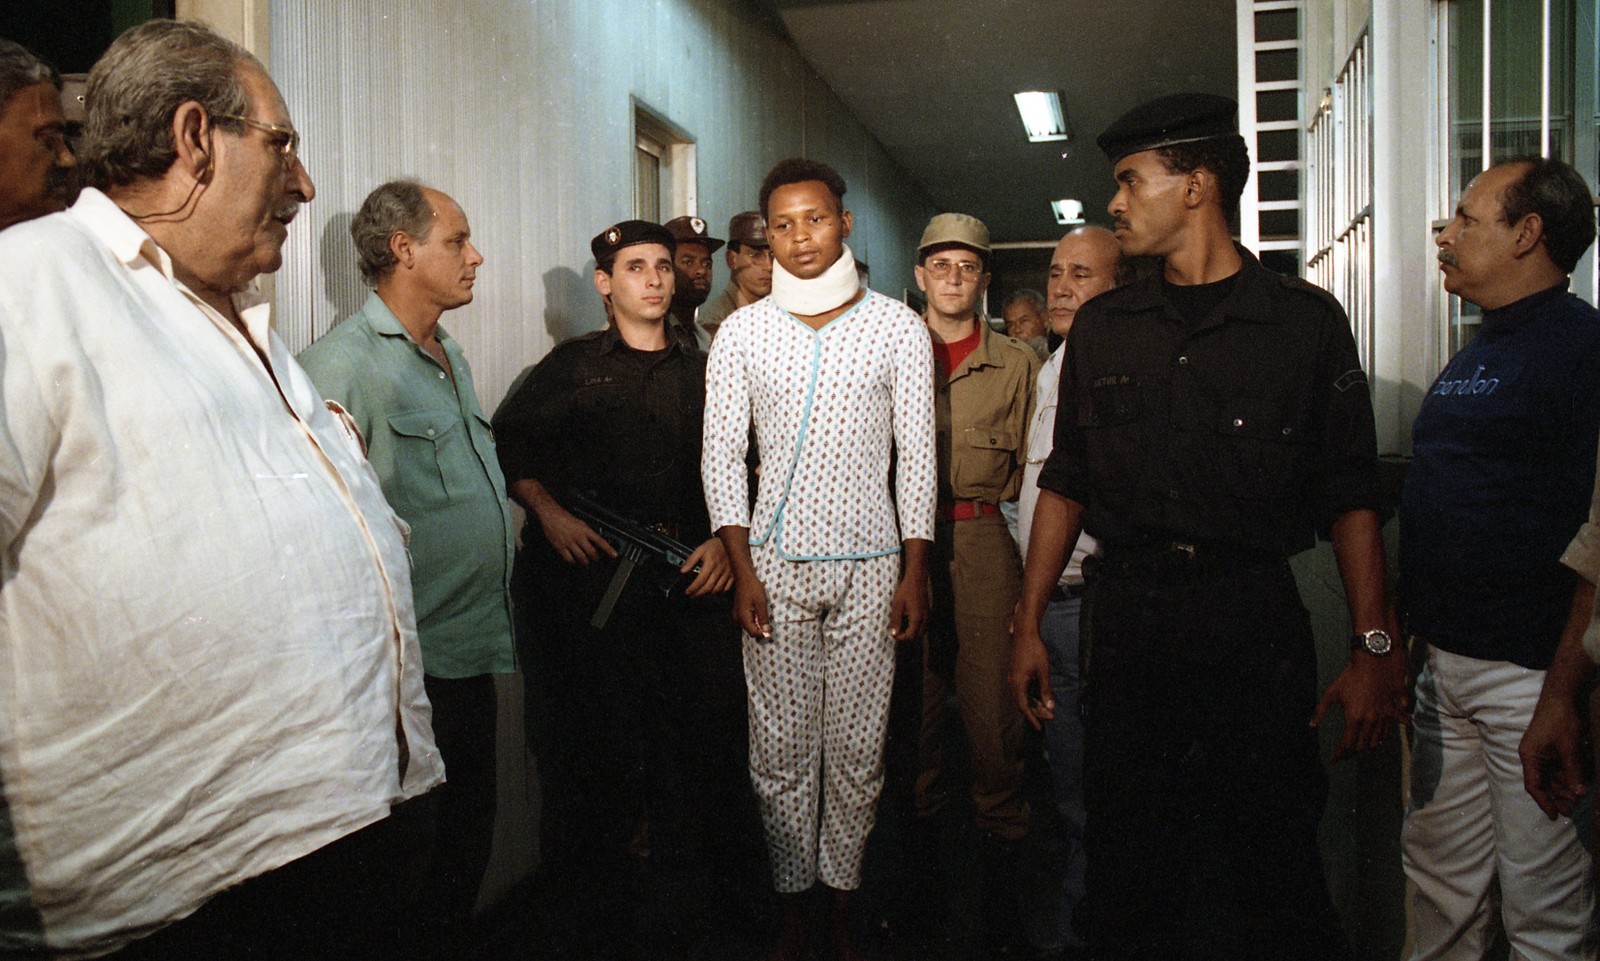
[771,244,862,316]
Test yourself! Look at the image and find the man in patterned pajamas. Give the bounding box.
[702,157,937,961]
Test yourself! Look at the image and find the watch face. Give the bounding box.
[1363,630,1393,656]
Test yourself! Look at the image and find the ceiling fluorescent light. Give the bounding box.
[1014,90,1070,143]
[1052,199,1084,225]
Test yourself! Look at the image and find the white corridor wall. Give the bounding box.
[268,0,938,414]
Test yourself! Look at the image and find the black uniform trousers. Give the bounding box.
[516,546,758,957]
[1080,560,1347,961]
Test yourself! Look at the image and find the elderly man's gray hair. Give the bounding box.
[80,20,257,191]
[0,38,60,108]
[351,180,437,287]
[1004,288,1047,313]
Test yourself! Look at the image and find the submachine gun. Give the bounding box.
[566,491,700,630]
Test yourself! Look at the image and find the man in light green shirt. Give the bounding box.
[298,180,512,961]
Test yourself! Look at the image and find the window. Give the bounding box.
[1432,0,1598,367]
[632,102,696,223]
[1237,0,1306,275]
[1307,27,1375,376]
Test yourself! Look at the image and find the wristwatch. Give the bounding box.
[1351,628,1394,656]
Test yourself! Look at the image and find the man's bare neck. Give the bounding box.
[1162,226,1243,286]
[615,314,670,350]
[925,311,977,344]
[375,287,444,349]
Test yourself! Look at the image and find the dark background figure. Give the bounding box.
[54,71,86,208]
[492,220,758,961]
[0,37,74,230]
[664,213,722,351]
[1001,288,1050,359]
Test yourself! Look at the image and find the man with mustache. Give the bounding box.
[666,213,723,350]
[0,37,75,231]
[697,210,773,341]
[1403,156,1600,961]
[299,180,511,961]
[0,20,440,959]
[1010,93,1404,961]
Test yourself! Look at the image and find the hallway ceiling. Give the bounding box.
[762,0,1239,244]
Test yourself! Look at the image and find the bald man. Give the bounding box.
[1010,226,1125,953]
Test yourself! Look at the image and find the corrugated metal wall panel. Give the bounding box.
[270,0,937,415]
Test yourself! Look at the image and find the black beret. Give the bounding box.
[1097,93,1240,164]
[591,220,676,263]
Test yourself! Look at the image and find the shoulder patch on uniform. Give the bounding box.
[1334,368,1368,393]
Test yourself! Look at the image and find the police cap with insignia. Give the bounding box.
[591,220,677,263]
[1097,93,1242,164]
[664,215,726,254]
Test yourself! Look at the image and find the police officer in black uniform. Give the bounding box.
[1008,94,1410,961]
[493,220,758,959]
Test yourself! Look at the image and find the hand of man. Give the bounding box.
[682,537,733,597]
[1008,608,1055,731]
[1311,650,1412,762]
[731,569,772,639]
[535,505,617,566]
[1520,693,1588,819]
[889,573,929,642]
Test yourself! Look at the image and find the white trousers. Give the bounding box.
[744,543,899,892]
[1404,645,1597,961]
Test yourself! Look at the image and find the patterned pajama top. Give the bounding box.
[702,290,937,560]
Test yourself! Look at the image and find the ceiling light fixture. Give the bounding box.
[1014,90,1071,143]
[1052,199,1084,225]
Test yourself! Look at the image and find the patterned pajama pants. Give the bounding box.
[745,541,901,892]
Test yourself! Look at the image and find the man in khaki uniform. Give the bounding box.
[696,210,772,341]
[912,212,1040,953]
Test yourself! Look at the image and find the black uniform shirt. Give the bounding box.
[492,325,711,544]
[1036,246,1383,558]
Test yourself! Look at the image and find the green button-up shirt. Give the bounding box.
[299,292,515,678]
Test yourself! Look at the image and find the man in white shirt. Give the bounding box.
[0,20,439,960]
[702,157,936,961]
[1010,225,1125,955]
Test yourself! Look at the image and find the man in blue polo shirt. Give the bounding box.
[299,180,514,961]
[1401,156,1600,961]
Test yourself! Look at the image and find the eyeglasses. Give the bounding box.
[925,259,984,279]
[214,114,300,169]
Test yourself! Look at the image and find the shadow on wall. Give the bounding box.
[543,265,605,346]
[320,212,366,326]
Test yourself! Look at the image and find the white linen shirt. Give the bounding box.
[703,290,936,559]
[0,190,442,958]
[1016,342,1098,586]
